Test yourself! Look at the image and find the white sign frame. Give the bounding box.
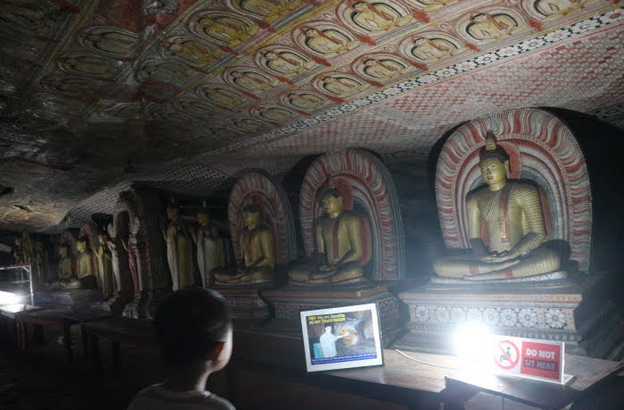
[300,303,383,372]
[490,335,572,385]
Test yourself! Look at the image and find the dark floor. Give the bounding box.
[1,324,175,410]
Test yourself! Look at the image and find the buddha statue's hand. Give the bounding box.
[481,250,520,263]
[319,264,336,273]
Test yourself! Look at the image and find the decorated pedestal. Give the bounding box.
[263,149,405,345]
[261,283,401,346]
[396,108,624,358]
[394,275,623,358]
[35,288,102,309]
[213,284,271,320]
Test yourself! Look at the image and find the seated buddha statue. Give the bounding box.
[289,189,370,285]
[214,204,275,285]
[433,132,562,281]
[58,244,74,280]
[75,238,97,288]
[52,238,97,290]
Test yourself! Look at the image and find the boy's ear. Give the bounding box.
[211,341,226,360]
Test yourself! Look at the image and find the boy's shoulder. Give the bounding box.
[128,384,235,410]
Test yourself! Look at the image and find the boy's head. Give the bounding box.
[155,288,232,369]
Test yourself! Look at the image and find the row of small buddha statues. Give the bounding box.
[50,133,564,296]
[159,187,372,289]
[51,236,113,296]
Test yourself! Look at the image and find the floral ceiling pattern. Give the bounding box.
[0,0,623,231]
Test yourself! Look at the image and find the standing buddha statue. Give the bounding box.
[95,234,115,299]
[162,205,193,291]
[191,211,222,287]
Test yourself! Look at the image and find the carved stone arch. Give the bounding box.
[299,149,405,280]
[435,107,592,272]
[228,171,297,268]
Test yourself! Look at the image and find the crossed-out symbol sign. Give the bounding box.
[496,340,519,370]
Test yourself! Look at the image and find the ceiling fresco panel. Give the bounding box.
[0,0,623,231]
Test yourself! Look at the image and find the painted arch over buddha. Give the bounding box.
[434,108,592,276]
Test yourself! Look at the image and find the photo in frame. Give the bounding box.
[300,303,384,372]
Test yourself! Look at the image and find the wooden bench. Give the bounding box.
[0,304,44,349]
[81,316,156,370]
[12,308,116,362]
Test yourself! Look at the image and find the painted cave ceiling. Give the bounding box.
[0,0,623,232]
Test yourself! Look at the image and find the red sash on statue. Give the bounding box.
[498,184,512,244]
[332,213,344,260]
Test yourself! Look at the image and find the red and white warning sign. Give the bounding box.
[490,335,566,384]
[495,339,520,370]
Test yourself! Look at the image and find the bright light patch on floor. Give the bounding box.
[0,290,21,305]
[454,323,494,377]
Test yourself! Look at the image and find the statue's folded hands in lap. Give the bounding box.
[433,132,561,281]
[289,189,369,285]
[214,205,275,285]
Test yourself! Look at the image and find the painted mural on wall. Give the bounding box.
[1,0,615,146]
[0,0,619,230]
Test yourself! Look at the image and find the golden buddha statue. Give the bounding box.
[433,132,562,280]
[191,211,222,287]
[54,238,96,290]
[214,205,275,285]
[162,205,194,290]
[95,234,116,299]
[289,189,370,285]
[75,238,97,288]
[58,244,74,280]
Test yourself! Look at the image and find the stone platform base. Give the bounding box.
[394,274,624,359]
[261,282,401,347]
[35,289,101,309]
[90,291,135,316]
[213,284,272,319]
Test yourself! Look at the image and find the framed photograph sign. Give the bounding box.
[300,303,383,372]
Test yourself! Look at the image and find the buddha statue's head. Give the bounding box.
[321,189,344,218]
[479,131,511,190]
[242,204,261,230]
[353,2,369,12]
[304,27,320,38]
[413,37,427,46]
[472,13,487,23]
[197,211,210,227]
[98,234,108,246]
[76,238,87,253]
[59,245,68,257]
[264,51,277,61]
[166,205,179,221]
